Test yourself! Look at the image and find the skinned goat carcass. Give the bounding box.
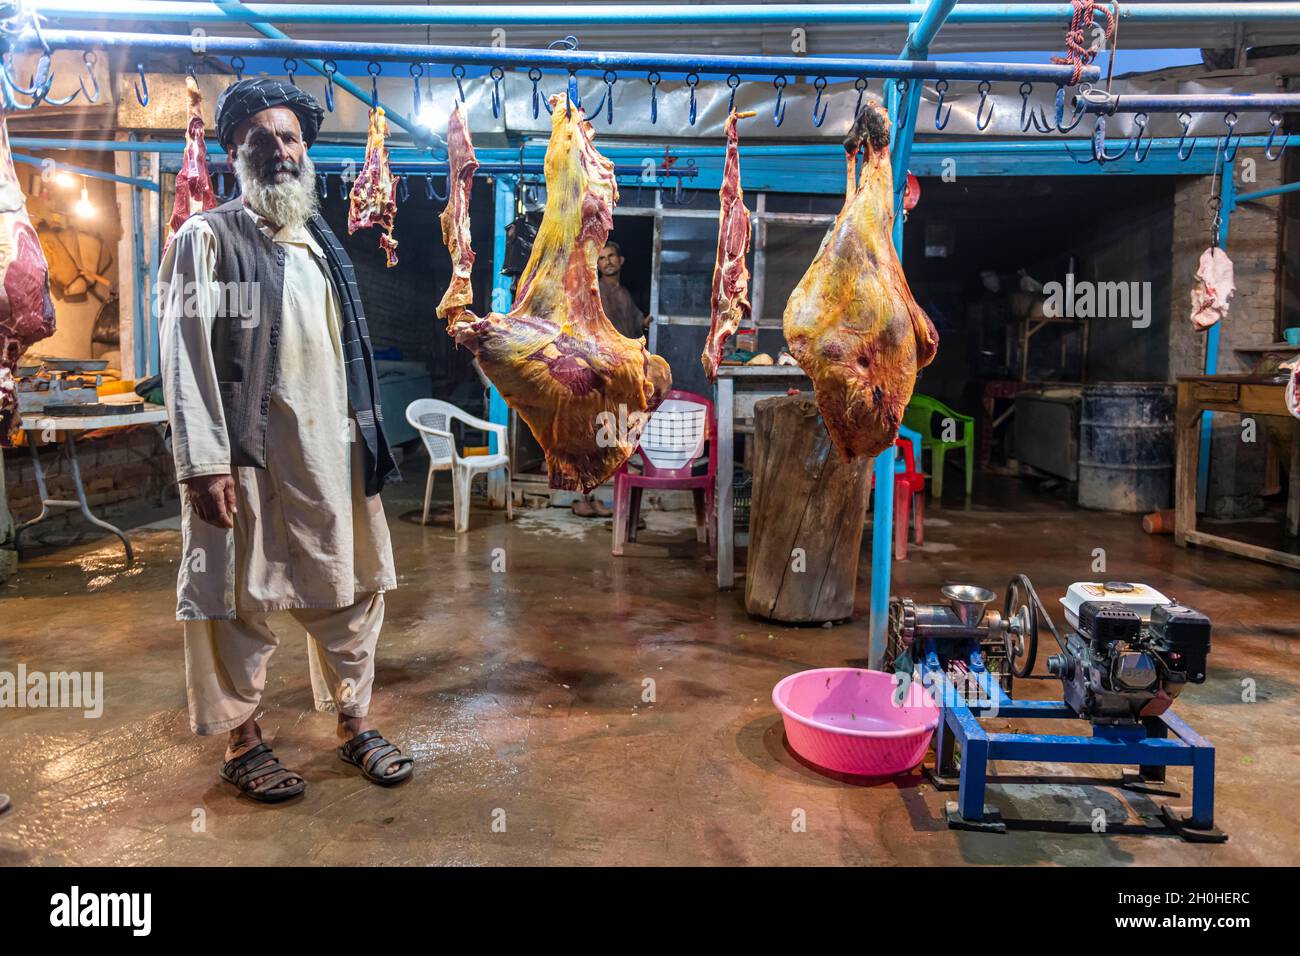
[783,106,938,461]
[436,100,671,492]
[166,75,218,246]
[0,112,56,445]
[701,109,755,379]
[348,106,398,267]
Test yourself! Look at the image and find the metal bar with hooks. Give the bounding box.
[23,28,1102,85]
[1076,92,1300,114]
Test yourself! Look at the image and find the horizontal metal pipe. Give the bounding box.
[15,135,1300,158]
[10,151,159,190]
[1077,92,1300,114]
[27,28,1101,83]
[28,2,1300,25]
[1236,180,1300,203]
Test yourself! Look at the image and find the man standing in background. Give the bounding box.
[598,241,651,341]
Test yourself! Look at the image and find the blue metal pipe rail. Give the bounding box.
[9,152,159,191]
[25,29,1101,84]
[1079,92,1300,113]
[29,2,1300,26]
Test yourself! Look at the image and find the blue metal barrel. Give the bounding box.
[1077,383,1175,513]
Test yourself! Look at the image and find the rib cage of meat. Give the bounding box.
[165,75,218,247]
[436,100,672,492]
[783,106,938,461]
[348,106,398,267]
[701,109,755,380]
[0,110,56,445]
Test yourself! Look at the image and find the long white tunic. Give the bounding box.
[159,209,396,621]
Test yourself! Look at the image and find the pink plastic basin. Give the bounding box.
[772,668,939,777]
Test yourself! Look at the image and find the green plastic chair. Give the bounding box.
[902,394,974,499]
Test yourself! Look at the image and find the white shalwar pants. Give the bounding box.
[182,592,384,735]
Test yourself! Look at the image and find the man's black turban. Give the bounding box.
[215,77,326,148]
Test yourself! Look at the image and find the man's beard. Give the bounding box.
[234,149,318,231]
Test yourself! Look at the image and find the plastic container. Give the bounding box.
[772,668,938,777]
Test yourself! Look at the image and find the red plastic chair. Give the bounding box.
[870,437,926,561]
[612,389,717,557]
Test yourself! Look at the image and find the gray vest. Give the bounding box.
[198,198,289,469]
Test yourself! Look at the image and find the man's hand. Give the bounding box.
[183,474,238,529]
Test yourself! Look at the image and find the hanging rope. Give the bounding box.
[1051,0,1116,87]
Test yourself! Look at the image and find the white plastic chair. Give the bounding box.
[405,398,512,533]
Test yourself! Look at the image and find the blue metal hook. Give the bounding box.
[1176,111,1196,162]
[367,61,381,109]
[396,174,410,203]
[686,72,699,126]
[1092,115,1131,163]
[894,79,910,130]
[1221,112,1243,162]
[934,79,953,131]
[429,174,450,203]
[322,59,337,111]
[812,76,829,128]
[974,79,993,131]
[318,173,328,199]
[565,71,579,119]
[490,66,505,119]
[648,71,660,125]
[1054,85,1087,133]
[772,75,788,127]
[1132,113,1153,163]
[230,55,244,84]
[588,69,617,124]
[283,57,298,87]
[452,64,467,104]
[133,63,149,107]
[408,62,423,115]
[726,73,741,115]
[1266,112,1288,162]
[854,77,868,119]
[1018,82,1051,133]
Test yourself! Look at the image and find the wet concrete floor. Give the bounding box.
[1,476,1298,866]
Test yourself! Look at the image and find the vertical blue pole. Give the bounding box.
[130,143,148,378]
[488,175,515,448]
[1195,171,1235,511]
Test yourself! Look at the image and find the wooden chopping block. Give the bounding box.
[744,394,872,623]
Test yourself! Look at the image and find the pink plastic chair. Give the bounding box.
[612,389,716,557]
[870,437,925,561]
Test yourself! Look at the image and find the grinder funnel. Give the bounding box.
[941,584,996,628]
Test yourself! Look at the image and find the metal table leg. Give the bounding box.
[715,376,734,589]
[13,432,134,563]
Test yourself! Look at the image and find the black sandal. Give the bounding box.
[220,743,307,803]
[338,730,414,786]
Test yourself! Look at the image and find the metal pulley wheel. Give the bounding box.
[1003,574,1040,678]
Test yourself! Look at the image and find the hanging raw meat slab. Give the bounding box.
[0,111,56,445]
[348,106,398,267]
[436,100,671,492]
[783,106,938,461]
[1190,246,1234,331]
[166,75,218,247]
[701,109,755,380]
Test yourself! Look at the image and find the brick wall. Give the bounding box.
[3,425,175,532]
[1168,158,1284,516]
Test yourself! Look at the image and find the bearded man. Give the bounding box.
[159,79,412,802]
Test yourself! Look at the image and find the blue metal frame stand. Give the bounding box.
[915,637,1223,842]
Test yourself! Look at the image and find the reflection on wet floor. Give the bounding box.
[2,477,1299,865]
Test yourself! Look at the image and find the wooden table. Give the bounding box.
[1175,374,1300,570]
[712,365,811,589]
[14,404,169,563]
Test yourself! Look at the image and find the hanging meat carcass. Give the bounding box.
[701,109,755,380]
[783,106,938,461]
[166,75,218,246]
[0,111,56,445]
[1190,246,1234,331]
[436,100,671,492]
[348,105,398,267]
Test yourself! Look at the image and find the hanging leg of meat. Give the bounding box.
[165,75,218,247]
[348,106,398,267]
[701,109,756,380]
[783,106,938,461]
[436,100,671,492]
[0,111,56,445]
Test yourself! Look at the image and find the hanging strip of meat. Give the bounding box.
[348,106,398,267]
[1190,246,1234,331]
[701,109,756,380]
[166,75,218,248]
[0,110,56,445]
[783,106,938,461]
[437,100,672,492]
